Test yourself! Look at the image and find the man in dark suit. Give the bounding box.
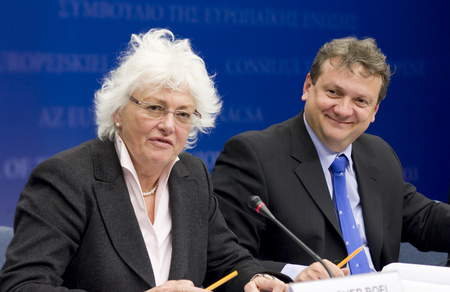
[212,36,450,281]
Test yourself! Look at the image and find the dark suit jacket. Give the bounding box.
[0,138,266,291]
[212,112,450,272]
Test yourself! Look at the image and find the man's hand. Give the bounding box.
[245,276,289,292]
[144,280,205,292]
[295,259,350,282]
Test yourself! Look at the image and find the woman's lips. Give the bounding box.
[150,137,173,146]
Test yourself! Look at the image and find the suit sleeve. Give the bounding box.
[212,134,288,272]
[375,142,450,253]
[401,180,450,252]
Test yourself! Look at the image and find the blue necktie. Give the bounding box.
[331,155,371,274]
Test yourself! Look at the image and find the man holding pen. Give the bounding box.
[212,36,450,281]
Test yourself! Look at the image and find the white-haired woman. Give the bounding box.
[0,28,289,292]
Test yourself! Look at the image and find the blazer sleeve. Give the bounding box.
[0,155,89,292]
[185,155,266,291]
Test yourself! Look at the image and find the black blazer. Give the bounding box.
[0,139,266,291]
[212,112,450,272]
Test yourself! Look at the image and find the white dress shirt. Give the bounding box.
[115,134,178,286]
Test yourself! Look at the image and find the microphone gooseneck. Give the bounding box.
[248,195,334,278]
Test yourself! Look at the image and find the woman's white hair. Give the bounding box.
[94,28,222,149]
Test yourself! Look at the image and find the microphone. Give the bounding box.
[248,195,334,278]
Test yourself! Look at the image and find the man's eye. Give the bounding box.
[327,90,339,97]
[355,99,368,106]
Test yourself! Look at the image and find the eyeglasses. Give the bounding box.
[129,96,202,126]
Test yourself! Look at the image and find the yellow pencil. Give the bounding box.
[205,270,238,291]
[337,244,366,268]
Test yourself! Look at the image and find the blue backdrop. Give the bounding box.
[1,0,449,227]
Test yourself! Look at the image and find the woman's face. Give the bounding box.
[115,88,195,174]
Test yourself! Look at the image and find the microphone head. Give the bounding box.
[248,195,274,220]
[248,195,264,212]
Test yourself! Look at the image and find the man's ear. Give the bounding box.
[371,104,380,123]
[301,73,312,101]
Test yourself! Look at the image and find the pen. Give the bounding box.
[337,244,366,268]
[205,270,238,291]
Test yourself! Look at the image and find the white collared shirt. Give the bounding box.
[114,134,178,286]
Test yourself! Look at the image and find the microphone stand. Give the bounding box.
[248,195,334,278]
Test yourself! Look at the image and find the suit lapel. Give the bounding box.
[289,114,384,268]
[290,114,342,236]
[91,140,156,287]
[166,159,198,280]
[352,141,383,269]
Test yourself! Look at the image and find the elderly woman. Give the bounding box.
[0,28,288,292]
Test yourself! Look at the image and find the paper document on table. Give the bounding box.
[382,262,450,285]
[401,279,450,292]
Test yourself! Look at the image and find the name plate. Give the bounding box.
[288,271,403,292]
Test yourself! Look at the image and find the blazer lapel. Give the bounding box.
[91,140,156,287]
[352,141,383,269]
[290,113,342,236]
[166,159,198,280]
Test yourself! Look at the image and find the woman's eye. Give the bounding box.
[177,112,191,119]
[147,105,164,112]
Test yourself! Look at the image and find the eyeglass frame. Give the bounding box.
[129,95,202,126]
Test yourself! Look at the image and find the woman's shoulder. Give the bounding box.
[176,152,209,178]
[34,138,116,177]
[178,151,203,165]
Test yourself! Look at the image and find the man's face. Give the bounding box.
[302,58,382,152]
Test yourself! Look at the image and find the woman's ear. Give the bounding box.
[113,110,122,127]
